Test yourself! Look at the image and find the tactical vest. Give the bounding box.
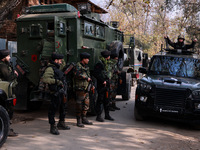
[41,38,54,57]
[73,62,90,91]
[99,58,110,80]
[39,63,64,92]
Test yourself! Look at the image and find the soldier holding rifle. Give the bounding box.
[73,52,93,127]
[42,53,70,135]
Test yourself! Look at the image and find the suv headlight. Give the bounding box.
[138,82,152,92]
[192,90,200,98]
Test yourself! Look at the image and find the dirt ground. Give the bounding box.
[2,86,200,150]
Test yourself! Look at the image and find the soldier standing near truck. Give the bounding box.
[42,53,70,135]
[93,50,114,122]
[0,49,18,136]
[109,53,120,111]
[73,52,93,127]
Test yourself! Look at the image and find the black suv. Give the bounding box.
[0,81,16,147]
[134,49,200,126]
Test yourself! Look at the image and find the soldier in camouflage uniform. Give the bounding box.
[0,49,18,136]
[42,53,70,135]
[109,53,120,110]
[93,50,114,122]
[37,29,55,99]
[37,27,55,59]
[73,52,93,127]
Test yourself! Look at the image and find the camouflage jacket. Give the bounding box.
[110,59,119,80]
[73,62,90,91]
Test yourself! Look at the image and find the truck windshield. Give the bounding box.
[149,56,200,78]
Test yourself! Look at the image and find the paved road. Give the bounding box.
[2,86,200,150]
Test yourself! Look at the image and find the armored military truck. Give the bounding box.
[122,36,149,100]
[134,48,200,126]
[0,81,17,147]
[14,3,131,111]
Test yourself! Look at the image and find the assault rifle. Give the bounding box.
[64,62,75,75]
[87,80,95,94]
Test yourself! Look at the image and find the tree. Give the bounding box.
[102,0,200,56]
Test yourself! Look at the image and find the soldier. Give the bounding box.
[73,52,93,127]
[109,53,120,111]
[37,26,55,58]
[0,49,18,136]
[93,50,114,122]
[164,35,197,50]
[37,26,55,77]
[42,52,70,135]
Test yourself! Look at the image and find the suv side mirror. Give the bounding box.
[139,67,147,74]
[142,53,149,67]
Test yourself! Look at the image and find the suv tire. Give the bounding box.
[0,105,9,148]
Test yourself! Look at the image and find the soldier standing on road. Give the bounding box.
[42,53,70,135]
[0,49,18,137]
[164,35,197,50]
[109,53,120,111]
[93,50,114,122]
[73,52,93,127]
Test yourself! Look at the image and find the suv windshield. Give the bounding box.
[149,56,200,78]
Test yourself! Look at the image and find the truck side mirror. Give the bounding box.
[139,67,147,74]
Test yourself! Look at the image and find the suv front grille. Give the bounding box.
[155,87,186,108]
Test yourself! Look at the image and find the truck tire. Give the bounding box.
[122,73,131,100]
[0,105,9,148]
[109,41,124,71]
[134,105,144,121]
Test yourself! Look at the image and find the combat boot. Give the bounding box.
[105,114,115,121]
[82,116,93,125]
[50,124,60,135]
[77,116,84,127]
[96,115,104,122]
[57,121,70,130]
[112,103,120,110]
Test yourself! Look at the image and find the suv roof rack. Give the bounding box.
[164,49,195,55]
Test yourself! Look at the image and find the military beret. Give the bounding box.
[80,52,90,60]
[110,52,118,59]
[101,50,111,58]
[51,53,64,60]
[0,49,10,59]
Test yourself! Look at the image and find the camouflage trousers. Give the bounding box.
[110,79,118,102]
[75,91,89,117]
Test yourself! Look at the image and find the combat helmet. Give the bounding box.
[178,34,185,40]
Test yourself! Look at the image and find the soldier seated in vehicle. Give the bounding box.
[0,49,18,137]
[164,34,197,50]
